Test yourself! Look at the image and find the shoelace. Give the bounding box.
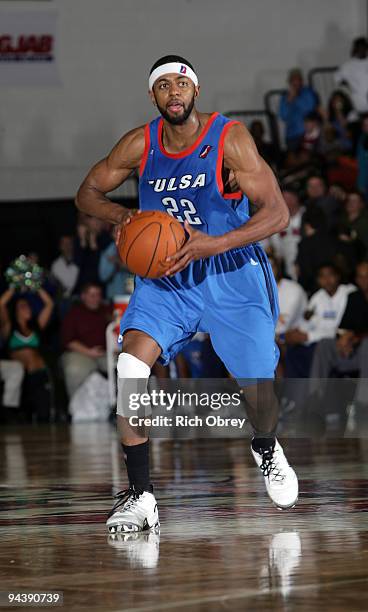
[259,447,285,482]
[108,487,142,518]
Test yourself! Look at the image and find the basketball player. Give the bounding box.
[76,55,299,533]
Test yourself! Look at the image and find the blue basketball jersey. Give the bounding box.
[120,111,280,378]
[139,112,249,234]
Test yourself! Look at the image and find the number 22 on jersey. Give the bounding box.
[162,197,202,225]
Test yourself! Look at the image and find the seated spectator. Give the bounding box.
[320,124,344,162]
[284,263,355,378]
[98,232,133,301]
[338,191,368,256]
[269,256,307,338]
[0,286,54,422]
[357,114,368,200]
[305,175,341,232]
[74,213,111,293]
[301,112,322,152]
[269,255,307,377]
[279,68,318,151]
[326,90,358,153]
[0,314,24,412]
[249,120,279,167]
[0,359,24,412]
[51,235,79,299]
[310,261,368,430]
[334,37,368,114]
[296,208,338,293]
[284,113,323,169]
[263,189,303,279]
[61,283,111,398]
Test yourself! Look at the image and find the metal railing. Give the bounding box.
[264,89,287,149]
[308,66,338,109]
[225,109,282,155]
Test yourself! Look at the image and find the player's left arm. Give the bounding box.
[165,122,289,275]
[220,122,290,247]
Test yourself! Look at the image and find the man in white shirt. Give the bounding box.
[335,37,368,113]
[269,255,307,338]
[51,236,79,298]
[285,264,355,376]
[262,190,303,279]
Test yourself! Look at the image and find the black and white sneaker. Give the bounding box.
[251,439,298,509]
[106,486,159,533]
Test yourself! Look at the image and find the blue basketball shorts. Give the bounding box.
[119,244,279,379]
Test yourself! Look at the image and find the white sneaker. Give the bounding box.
[251,439,298,509]
[108,530,160,569]
[106,486,159,533]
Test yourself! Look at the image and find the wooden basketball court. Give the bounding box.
[1,424,368,611]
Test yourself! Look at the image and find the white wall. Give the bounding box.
[1,0,367,200]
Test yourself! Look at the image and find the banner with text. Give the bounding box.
[0,11,59,85]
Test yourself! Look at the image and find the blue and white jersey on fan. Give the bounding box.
[120,112,280,378]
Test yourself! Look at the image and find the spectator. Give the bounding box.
[0,309,24,411]
[98,232,133,301]
[338,191,368,256]
[357,114,368,200]
[74,214,111,293]
[269,255,307,338]
[296,207,337,293]
[249,120,279,167]
[61,283,111,398]
[0,287,54,422]
[51,236,79,299]
[302,112,323,153]
[284,113,323,169]
[0,359,24,412]
[334,37,368,113]
[284,263,355,378]
[279,68,318,151]
[320,124,344,162]
[264,189,304,279]
[326,90,358,153]
[310,261,368,430]
[305,175,341,232]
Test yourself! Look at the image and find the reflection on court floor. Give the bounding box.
[1,425,368,611]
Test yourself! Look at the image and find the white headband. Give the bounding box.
[149,62,198,91]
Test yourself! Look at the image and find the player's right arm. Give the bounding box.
[75,126,145,224]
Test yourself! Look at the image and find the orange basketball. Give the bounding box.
[117,210,187,278]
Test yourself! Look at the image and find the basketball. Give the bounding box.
[117,210,187,278]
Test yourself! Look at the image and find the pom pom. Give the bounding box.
[5,255,44,292]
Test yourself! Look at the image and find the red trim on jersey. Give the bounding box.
[216,121,243,200]
[139,124,151,176]
[158,112,219,159]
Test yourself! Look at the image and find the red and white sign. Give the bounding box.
[0,11,59,85]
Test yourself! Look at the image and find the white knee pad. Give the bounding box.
[116,353,151,417]
[117,352,151,379]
